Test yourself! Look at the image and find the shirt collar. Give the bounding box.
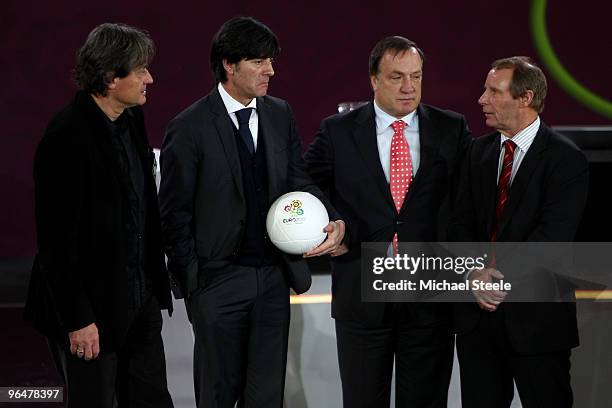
[90,94,132,135]
[218,82,257,114]
[500,116,540,153]
[373,100,417,134]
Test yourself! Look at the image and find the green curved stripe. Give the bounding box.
[531,0,612,118]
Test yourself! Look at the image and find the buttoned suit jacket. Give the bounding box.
[305,102,471,326]
[449,123,589,353]
[159,87,338,297]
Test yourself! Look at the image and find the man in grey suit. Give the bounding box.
[159,16,344,408]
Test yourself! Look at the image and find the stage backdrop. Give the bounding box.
[1,0,610,257]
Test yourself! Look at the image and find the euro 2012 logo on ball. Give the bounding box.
[285,200,304,215]
[283,200,305,224]
[266,192,329,254]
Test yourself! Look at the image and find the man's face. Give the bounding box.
[109,66,153,107]
[370,48,422,118]
[224,58,275,105]
[478,68,522,134]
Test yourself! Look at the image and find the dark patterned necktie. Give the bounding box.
[236,108,255,155]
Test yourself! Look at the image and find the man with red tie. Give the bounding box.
[449,57,589,407]
[305,36,471,407]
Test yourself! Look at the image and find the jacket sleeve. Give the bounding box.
[284,102,341,222]
[526,147,589,242]
[303,118,361,248]
[34,131,95,332]
[447,138,477,242]
[158,119,199,298]
[447,115,472,219]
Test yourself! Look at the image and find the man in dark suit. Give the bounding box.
[159,17,344,408]
[449,56,589,407]
[304,36,471,407]
[24,23,174,407]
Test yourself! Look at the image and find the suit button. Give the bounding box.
[137,233,143,239]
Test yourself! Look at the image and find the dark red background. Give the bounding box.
[2,0,610,258]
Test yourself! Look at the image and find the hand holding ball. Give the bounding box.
[266,192,329,255]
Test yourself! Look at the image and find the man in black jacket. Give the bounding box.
[304,36,471,408]
[159,17,344,408]
[25,23,173,408]
[449,56,589,408]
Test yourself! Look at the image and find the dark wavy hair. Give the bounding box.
[210,17,280,83]
[369,36,424,77]
[73,23,155,96]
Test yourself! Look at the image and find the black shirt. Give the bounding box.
[100,108,150,313]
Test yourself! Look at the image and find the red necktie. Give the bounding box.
[491,139,516,242]
[390,120,413,255]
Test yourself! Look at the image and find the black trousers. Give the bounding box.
[187,264,290,408]
[335,310,454,408]
[456,308,573,408]
[50,296,173,408]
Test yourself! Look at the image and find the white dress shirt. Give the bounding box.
[373,101,420,183]
[497,116,540,184]
[218,83,260,150]
[373,102,421,257]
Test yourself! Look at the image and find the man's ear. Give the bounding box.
[370,74,379,92]
[106,72,118,90]
[520,89,534,108]
[222,59,234,76]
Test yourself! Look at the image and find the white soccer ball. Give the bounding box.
[266,191,329,255]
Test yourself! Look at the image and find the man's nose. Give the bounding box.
[400,77,414,92]
[264,60,274,76]
[478,91,487,105]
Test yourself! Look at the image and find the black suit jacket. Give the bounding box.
[305,102,471,326]
[24,91,172,351]
[449,122,589,353]
[159,87,338,297]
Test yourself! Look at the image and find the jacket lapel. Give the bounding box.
[399,105,436,212]
[77,92,128,197]
[257,97,283,202]
[497,124,549,238]
[352,103,395,209]
[480,134,502,237]
[126,108,156,193]
[209,88,245,202]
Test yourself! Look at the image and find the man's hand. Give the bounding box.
[468,268,507,312]
[330,243,349,257]
[303,220,346,257]
[69,322,100,361]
